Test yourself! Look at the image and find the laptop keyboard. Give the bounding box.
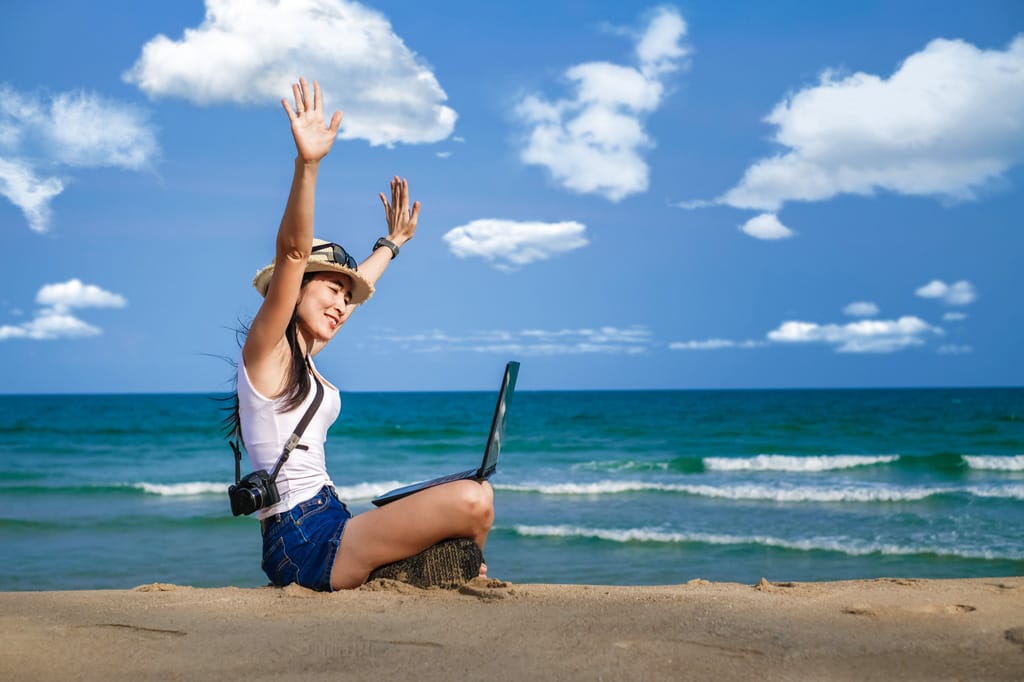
[424,468,479,486]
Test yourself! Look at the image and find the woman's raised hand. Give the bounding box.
[379,176,420,246]
[281,77,343,163]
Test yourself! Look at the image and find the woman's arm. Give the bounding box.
[243,78,342,391]
[337,176,420,320]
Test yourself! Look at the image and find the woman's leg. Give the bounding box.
[330,479,493,589]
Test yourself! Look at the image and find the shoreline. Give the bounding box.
[2,576,1022,681]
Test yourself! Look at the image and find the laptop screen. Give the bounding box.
[478,361,519,478]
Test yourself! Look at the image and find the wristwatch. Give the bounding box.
[373,237,399,260]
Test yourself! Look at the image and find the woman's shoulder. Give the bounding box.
[239,341,292,402]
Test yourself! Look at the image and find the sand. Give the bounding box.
[1,576,1022,681]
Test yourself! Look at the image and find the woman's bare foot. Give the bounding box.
[479,562,488,578]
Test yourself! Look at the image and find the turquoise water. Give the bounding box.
[1,388,1022,591]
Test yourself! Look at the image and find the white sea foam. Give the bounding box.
[135,482,225,496]
[495,480,947,502]
[575,460,670,472]
[703,454,899,472]
[133,480,408,500]
[965,484,1024,500]
[498,481,681,495]
[510,524,1024,561]
[334,480,408,501]
[133,479,1023,504]
[963,455,1024,471]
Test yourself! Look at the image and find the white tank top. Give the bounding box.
[236,357,340,520]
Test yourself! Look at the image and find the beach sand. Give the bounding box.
[1,576,1021,681]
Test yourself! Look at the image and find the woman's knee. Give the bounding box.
[452,480,493,531]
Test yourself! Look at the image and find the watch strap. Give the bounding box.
[373,237,399,259]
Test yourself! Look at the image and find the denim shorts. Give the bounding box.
[261,486,351,592]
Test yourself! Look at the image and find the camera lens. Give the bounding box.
[230,486,259,516]
[229,472,275,516]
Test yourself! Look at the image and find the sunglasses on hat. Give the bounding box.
[311,242,358,270]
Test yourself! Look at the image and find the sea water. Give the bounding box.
[1,388,1022,590]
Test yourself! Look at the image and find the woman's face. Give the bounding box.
[295,272,353,342]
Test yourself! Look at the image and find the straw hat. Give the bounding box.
[252,238,374,304]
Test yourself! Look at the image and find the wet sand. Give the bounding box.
[2,576,1022,681]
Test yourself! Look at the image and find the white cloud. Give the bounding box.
[36,279,128,310]
[0,307,101,341]
[937,344,973,355]
[0,280,126,341]
[673,303,957,355]
[522,327,651,345]
[915,279,976,305]
[514,7,688,201]
[0,84,158,232]
[635,7,690,76]
[669,338,765,350]
[0,158,63,233]
[767,316,942,353]
[443,219,588,270]
[843,301,880,317]
[125,0,455,147]
[373,326,653,356]
[46,91,158,170]
[739,213,794,240]
[435,151,452,159]
[682,35,1024,214]
[942,311,968,322]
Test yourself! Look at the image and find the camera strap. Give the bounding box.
[232,357,326,484]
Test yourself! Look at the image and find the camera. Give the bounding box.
[228,469,280,516]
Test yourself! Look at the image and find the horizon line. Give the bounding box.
[1,384,1022,398]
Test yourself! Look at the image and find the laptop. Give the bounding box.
[371,361,520,506]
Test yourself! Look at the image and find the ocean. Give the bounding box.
[1,387,1022,591]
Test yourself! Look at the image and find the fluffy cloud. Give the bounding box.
[915,279,976,305]
[942,311,968,322]
[0,84,158,232]
[443,219,588,270]
[0,279,126,341]
[680,35,1024,216]
[514,7,688,201]
[36,279,128,310]
[767,316,942,353]
[125,0,454,147]
[672,303,960,354]
[0,310,101,341]
[843,301,880,317]
[0,159,63,233]
[373,326,653,356]
[45,91,158,169]
[739,213,794,240]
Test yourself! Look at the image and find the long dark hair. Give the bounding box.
[223,273,316,443]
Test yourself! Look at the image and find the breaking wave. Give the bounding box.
[510,524,1024,561]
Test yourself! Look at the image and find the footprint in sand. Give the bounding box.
[843,604,976,616]
[458,577,516,600]
[1005,626,1024,648]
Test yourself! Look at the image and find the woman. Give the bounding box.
[236,77,493,591]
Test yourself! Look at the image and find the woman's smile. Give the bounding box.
[325,311,342,330]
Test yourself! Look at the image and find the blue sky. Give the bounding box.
[1,0,1022,393]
